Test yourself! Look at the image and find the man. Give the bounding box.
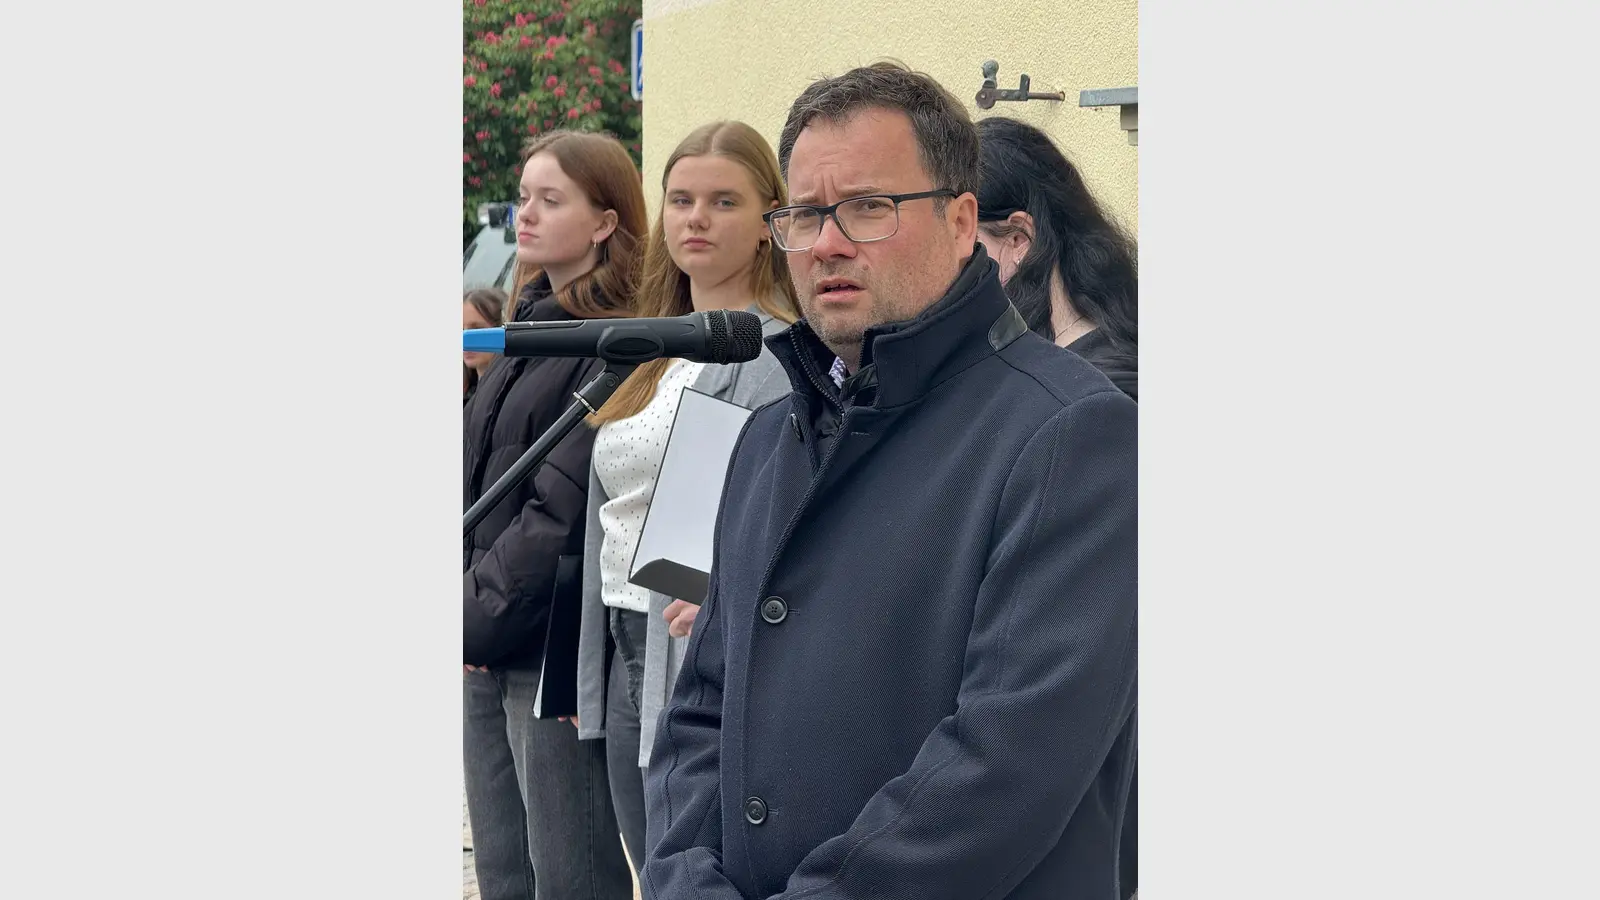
[641,62,1138,900]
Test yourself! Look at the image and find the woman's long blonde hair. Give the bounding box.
[509,130,646,321]
[589,121,801,425]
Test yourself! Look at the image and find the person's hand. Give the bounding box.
[558,716,581,729]
[663,599,700,638]
[464,665,488,673]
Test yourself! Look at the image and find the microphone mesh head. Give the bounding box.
[707,310,765,364]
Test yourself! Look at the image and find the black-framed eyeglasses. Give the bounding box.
[762,189,957,252]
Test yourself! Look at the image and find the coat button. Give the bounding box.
[789,412,803,441]
[760,597,788,624]
[744,796,768,825]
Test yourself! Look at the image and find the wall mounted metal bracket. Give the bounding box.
[975,59,1066,109]
[1079,86,1138,145]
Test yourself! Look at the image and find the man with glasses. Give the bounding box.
[642,62,1138,900]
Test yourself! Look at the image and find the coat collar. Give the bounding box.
[513,273,583,323]
[767,244,1028,408]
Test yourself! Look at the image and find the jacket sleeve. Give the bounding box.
[463,363,598,667]
[573,462,612,740]
[640,565,742,900]
[770,389,1139,900]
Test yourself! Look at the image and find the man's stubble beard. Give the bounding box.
[796,256,935,368]
[798,292,867,369]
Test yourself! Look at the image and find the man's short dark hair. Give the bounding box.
[777,61,979,212]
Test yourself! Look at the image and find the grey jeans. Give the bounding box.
[464,667,634,900]
[604,607,649,878]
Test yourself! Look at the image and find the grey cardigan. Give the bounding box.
[575,306,793,764]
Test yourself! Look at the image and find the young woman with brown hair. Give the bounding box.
[462,287,506,401]
[462,129,645,900]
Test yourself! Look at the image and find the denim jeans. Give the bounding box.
[464,667,634,900]
[605,607,649,878]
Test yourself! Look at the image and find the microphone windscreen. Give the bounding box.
[706,310,765,364]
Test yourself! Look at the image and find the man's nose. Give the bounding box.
[809,214,856,261]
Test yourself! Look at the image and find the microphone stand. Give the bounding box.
[464,361,636,536]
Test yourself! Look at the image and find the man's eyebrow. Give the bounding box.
[788,185,887,205]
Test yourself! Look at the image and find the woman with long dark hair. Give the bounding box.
[462,129,644,900]
[977,116,1140,900]
[975,116,1139,400]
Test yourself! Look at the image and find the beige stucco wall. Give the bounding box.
[638,0,1137,234]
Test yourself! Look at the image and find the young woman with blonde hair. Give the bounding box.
[572,121,801,873]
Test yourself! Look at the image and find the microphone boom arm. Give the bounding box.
[463,361,637,536]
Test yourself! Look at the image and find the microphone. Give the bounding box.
[464,309,765,365]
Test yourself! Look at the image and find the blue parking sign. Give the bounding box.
[630,20,643,101]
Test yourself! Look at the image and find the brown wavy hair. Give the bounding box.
[510,130,646,321]
[463,287,508,395]
[589,121,801,425]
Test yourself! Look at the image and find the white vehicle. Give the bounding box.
[462,201,518,293]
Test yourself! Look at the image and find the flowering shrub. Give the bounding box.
[463,0,642,231]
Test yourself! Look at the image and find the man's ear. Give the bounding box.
[949,192,979,249]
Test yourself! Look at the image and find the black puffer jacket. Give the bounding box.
[463,275,603,669]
